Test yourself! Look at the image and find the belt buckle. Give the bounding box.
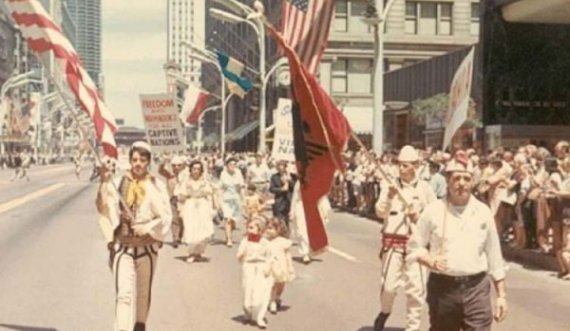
[455,275,471,283]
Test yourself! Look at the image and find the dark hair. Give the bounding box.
[189,160,204,175]
[129,146,151,162]
[247,183,257,192]
[545,157,559,173]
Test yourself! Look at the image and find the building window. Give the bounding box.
[348,59,372,93]
[332,60,348,93]
[405,1,453,36]
[471,2,480,35]
[334,0,348,32]
[349,1,371,33]
[405,2,418,34]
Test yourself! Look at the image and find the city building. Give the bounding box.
[64,0,101,85]
[203,0,282,152]
[166,0,206,85]
[0,3,17,90]
[321,0,480,145]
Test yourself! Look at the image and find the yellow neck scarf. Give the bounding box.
[126,172,150,208]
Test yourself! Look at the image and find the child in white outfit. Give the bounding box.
[266,218,296,314]
[237,217,273,328]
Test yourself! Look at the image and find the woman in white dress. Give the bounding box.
[176,160,218,263]
[289,181,332,264]
[220,158,245,247]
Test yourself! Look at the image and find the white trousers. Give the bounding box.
[242,262,273,322]
[380,249,426,331]
[113,244,159,331]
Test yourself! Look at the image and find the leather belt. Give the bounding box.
[430,271,487,285]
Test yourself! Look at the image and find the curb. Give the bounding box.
[501,244,559,272]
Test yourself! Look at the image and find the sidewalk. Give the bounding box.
[335,205,560,273]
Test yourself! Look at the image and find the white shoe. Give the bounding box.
[256,318,267,329]
[269,301,277,314]
[185,256,195,263]
[302,255,311,264]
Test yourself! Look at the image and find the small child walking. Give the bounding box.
[237,217,273,328]
[266,218,295,314]
[243,183,265,224]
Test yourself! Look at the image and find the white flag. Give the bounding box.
[443,47,475,151]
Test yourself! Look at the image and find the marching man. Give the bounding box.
[373,145,436,331]
[407,151,507,331]
[96,141,171,331]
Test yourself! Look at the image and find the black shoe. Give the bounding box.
[133,322,146,331]
[373,312,390,331]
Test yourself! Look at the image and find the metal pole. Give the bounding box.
[220,68,226,156]
[258,21,267,153]
[372,0,385,153]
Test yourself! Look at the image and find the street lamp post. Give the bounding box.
[209,6,267,153]
[365,0,397,153]
[180,42,230,155]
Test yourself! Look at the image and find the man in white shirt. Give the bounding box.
[407,151,508,331]
[373,145,436,331]
[96,141,172,331]
[247,153,271,193]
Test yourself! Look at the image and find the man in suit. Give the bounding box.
[269,160,296,226]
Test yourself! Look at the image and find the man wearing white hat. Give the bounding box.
[373,145,436,331]
[96,141,172,331]
[407,151,508,331]
[158,154,188,247]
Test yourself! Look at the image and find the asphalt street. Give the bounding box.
[0,164,569,331]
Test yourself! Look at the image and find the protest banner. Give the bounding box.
[140,94,185,153]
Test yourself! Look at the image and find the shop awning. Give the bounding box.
[502,0,570,24]
[226,120,259,142]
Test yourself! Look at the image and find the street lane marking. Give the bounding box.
[0,183,66,215]
[328,246,361,263]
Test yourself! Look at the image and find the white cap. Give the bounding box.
[132,141,151,153]
[445,150,474,174]
[398,145,419,162]
[171,155,184,165]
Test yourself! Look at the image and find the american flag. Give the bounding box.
[7,0,118,158]
[281,0,336,74]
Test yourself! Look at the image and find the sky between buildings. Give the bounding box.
[102,0,166,128]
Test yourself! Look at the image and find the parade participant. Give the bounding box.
[373,145,436,331]
[96,141,172,331]
[289,180,332,264]
[158,155,187,247]
[247,153,271,194]
[407,152,508,331]
[237,217,272,329]
[266,217,296,314]
[269,160,296,225]
[19,149,32,181]
[9,149,23,181]
[220,157,245,247]
[176,160,218,263]
[428,160,446,199]
[244,183,265,224]
[74,152,83,180]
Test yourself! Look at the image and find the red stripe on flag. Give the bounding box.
[11,12,63,33]
[186,93,209,125]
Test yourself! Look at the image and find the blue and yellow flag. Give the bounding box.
[215,51,253,98]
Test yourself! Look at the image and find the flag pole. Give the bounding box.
[46,70,135,221]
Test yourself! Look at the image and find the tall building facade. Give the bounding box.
[166,0,206,85]
[64,0,101,85]
[322,0,480,137]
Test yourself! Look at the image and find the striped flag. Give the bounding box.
[281,0,335,74]
[180,84,209,125]
[215,51,253,98]
[7,0,118,158]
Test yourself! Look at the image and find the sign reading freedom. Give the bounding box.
[140,93,185,153]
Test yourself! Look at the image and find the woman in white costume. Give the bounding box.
[176,160,218,263]
[289,181,332,263]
